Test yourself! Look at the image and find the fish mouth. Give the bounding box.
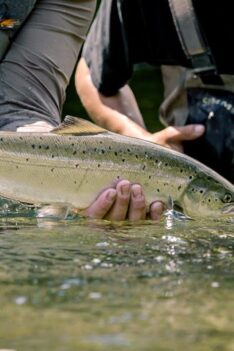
[222,203,234,215]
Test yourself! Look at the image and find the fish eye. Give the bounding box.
[223,193,232,203]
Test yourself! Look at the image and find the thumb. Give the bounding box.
[166,124,205,142]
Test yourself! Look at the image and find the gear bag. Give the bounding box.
[164,0,234,182]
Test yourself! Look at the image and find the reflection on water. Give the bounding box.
[0,204,233,351]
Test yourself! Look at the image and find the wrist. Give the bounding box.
[120,121,152,140]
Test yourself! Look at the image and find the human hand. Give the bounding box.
[146,124,205,152]
[16,121,54,132]
[84,180,165,221]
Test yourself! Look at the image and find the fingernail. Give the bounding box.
[193,125,205,135]
[132,184,142,198]
[150,201,165,221]
[106,189,116,201]
[150,201,165,214]
[120,183,130,196]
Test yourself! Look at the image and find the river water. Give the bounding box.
[0,202,233,351]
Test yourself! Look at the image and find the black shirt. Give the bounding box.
[82,0,234,96]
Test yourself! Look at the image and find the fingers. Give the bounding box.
[105,180,131,220]
[150,125,205,152]
[107,183,164,221]
[163,124,205,142]
[84,179,166,222]
[128,184,146,221]
[149,201,165,221]
[84,188,117,219]
[87,181,147,221]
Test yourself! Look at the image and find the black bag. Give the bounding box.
[168,0,234,182]
[183,88,234,183]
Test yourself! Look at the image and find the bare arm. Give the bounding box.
[75,58,152,139]
[75,58,205,151]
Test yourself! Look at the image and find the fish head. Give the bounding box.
[181,175,234,219]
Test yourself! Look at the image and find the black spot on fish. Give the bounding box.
[180,169,183,173]
[71,143,75,147]
[74,181,77,184]
[82,150,86,154]
[165,163,168,167]
[127,148,131,153]
[0,138,3,142]
[135,155,139,159]
[26,158,29,162]
[122,159,125,162]
[75,164,79,168]
[31,144,35,149]
[178,185,182,190]
[109,146,112,150]
[101,149,105,154]
[114,152,118,156]
[51,168,54,172]
[189,175,193,180]
[51,155,55,158]
[99,141,103,144]
[148,175,152,179]
[19,136,23,140]
[155,159,158,164]
[98,164,101,168]
[142,165,146,170]
[200,190,204,194]
[73,150,77,155]
[45,145,49,150]
[157,189,160,192]
[38,145,42,149]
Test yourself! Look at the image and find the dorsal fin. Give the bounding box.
[52,115,108,135]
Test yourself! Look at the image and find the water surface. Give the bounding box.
[0,208,233,351]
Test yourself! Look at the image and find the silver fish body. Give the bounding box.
[0,129,233,218]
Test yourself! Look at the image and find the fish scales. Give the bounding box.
[0,132,189,206]
[0,117,233,218]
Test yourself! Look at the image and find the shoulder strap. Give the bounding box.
[168,0,223,85]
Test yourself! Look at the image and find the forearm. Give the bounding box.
[75,58,151,139]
